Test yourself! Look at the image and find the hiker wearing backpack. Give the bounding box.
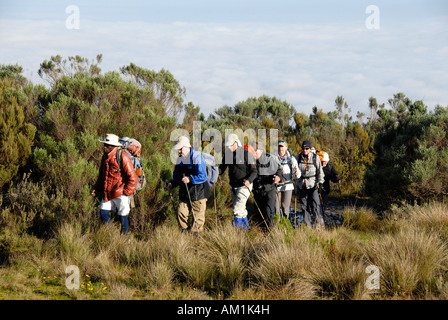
[320,152,341,213]
[275,140,300,220]
[253,142,284,231]
[119,137,146,208]
[91,134,138,235]
[296,140,325,230]
[165,135,211,235]
[219,133,257,230]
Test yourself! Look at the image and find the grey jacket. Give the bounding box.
[296,152,324,190]
[275,150,300,192]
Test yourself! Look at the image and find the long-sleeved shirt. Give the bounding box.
[170,148,211,202]
[275,150,300,192]
[296,152,324,190]
[219,147,257,188]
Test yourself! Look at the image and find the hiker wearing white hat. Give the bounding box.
[219,133,257,230]
[166,135,211,235]
[91,134,138,235]
[98,133,123,147]
[320,152,341,213]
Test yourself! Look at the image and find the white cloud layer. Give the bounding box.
[0,14,447,118]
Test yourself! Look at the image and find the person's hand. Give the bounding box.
[244,179,251,188]
[90,189,96,197]
[182,176,190,184]
[273,175,281,184]
[318,183,325,193]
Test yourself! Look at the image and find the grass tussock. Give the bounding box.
[1,201,448,300]
[365,227,448,297]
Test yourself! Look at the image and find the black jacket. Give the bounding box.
[253,153,284,194]
[219,147,257,188]
[322,163,340,194]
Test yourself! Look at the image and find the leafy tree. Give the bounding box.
[180,101,200,134]
[335,95,352,129]
[365,98,447,206]
[120,63,185,117]
[28,55,186,231]
[0,78,36,188]
[0,64,27,88]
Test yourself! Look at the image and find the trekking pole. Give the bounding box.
[183,174,200,234]
[247,187,271,233]
[293,179,298,228]
[214,183,218,225]
[316,184,326,227]
[275,188,283,220]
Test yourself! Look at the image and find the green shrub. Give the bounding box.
[0,78,36,188]
[365,102,448,207]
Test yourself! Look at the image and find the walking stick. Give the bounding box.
[276,188,283,220]
[214,183,218,225]
[247,187,271,233]
[316,183,326,228]
[183,174,200,234]
[293,180,298,228]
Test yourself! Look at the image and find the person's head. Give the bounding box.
[255,142,265,160]
[99,134,122,154]
[302,140,312,156]
[278,140,288,156]
[173,135,191,157]
[224,133,242,152]
[322,152,330,167]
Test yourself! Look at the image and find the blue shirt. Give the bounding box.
[171,148,208,185]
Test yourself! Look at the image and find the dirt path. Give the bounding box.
[288,195,374,228]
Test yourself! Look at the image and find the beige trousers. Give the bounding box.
[177,199,207,232]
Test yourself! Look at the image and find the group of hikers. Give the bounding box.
[90,133,341,235]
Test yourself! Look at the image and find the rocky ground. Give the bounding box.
[288,195,373,229]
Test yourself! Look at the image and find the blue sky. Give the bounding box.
[1,1,447,118]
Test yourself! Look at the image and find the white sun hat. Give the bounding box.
[98,133,122,147]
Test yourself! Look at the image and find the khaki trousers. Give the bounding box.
[177,199,207,232]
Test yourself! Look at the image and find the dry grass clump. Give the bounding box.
[198,222,252,291]
[250,228,323,289]
[364,228,448,298]
[342,206,384,233]
[2,201,448,300]
[249,226,369,300]
[390,201,448,241]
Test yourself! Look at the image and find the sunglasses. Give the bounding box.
[303,147,311,150]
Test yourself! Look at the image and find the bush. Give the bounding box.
[365,102,448,207]
[0,78,36,188]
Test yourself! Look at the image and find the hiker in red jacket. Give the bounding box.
[91,134,138,234]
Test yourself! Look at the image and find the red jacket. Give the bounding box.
[93,147,138,202]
